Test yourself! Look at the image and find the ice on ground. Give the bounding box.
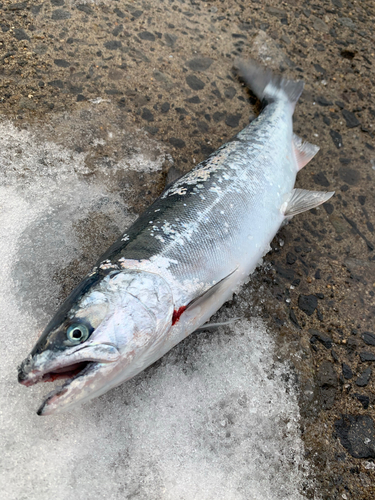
[0,118,313,499]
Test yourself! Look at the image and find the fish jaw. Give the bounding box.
[36,361,121,416]
[35,346,163,416]
[18,343,121,415]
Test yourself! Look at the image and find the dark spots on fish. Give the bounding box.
[314,44,325,52]
[112,25,123,37]
[172,306,187,325]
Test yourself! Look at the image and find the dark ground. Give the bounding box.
[1,0,375,498]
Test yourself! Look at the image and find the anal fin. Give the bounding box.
[293,134,320,171]
[282,188,334,217]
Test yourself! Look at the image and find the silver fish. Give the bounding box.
[18,61,334,415]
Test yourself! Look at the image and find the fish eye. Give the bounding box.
[66,324,90,344]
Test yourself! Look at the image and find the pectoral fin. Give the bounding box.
[282,188,334,218]
[292,134,320,171]
[172,269,237,325]
[186,269,237,311]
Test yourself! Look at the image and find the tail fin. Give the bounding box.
[235,59,304,110]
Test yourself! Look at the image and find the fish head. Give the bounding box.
[18,269,174,415]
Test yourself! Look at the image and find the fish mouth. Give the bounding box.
[36,362,101,416]
[18,343,121,416]
[18,360,92,386]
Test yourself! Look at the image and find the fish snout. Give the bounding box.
[18,356,43,386]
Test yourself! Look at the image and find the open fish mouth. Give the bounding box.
[38,361,93,383]
[18,360,93,386]
[36,362,101,416]
[18,344,121,415]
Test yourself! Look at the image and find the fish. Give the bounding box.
[18,60,334,415]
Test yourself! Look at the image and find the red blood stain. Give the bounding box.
[172,306,187,325]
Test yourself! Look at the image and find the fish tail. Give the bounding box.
[235,59,304,110]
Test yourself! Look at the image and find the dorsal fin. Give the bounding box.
[293,134,320,171]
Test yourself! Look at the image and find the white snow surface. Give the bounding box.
[0,118,311,499]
